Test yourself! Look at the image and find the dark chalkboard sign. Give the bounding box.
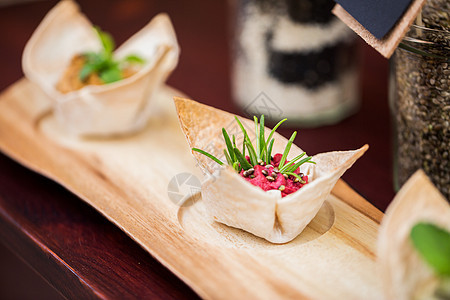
[334,0,413,39]
[332,0,427,58]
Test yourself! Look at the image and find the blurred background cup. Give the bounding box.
[389,2,450,200]
[231,0,359,127]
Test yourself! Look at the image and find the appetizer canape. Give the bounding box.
[378,170,450,300]
[23,0,179,136]
[55,26,145,94]
[175,97,368,243]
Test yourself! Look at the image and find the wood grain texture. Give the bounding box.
[0,84,199,299]
[0,0,395,214]
[0,1,396,298]
[0,78,384,299]
[332,0,427,58]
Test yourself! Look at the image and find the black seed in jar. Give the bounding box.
[392,0,449,200]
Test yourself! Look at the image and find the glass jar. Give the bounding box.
[390,19,450,199]
[231,0,359,127]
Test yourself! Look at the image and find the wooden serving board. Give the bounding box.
[0,79,384,300]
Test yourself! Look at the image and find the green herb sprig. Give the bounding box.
[410,222,450,277]
[79,26,145,84]
[410,222,450,298]
[192,115,315,176]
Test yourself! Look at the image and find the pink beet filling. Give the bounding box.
[239,153,309,197]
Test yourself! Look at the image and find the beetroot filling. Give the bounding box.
[239,153,309,197]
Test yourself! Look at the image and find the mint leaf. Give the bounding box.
[79,63,97,82]
[410,222,450,277]
[84,52,102,64]
[94,26,115,58]
[78,26,145,85]
[123,54,145,64]
[99,66,122,84]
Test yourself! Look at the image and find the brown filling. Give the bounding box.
[55,55,136,94]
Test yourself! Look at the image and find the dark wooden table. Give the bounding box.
[0,0,394,299]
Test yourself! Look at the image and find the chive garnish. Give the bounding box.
[222,128,236,162]
[259,115,265,163]
[284,172,306,183]
[284,157,315,173]
[192,115,314,178]
[278,131,297,169]
[192,148,223,165]
[266,138,275,165]
[234,148,252,170]
[266,118,287,147]
[245,140,258,166]
[223,149,232,165]
[254,116,260,161]
[279,152,306,172]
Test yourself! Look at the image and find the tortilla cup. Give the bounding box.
[377,170,450,300]
[175,97,368,243]
[22,0,179,136]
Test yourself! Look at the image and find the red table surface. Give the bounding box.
[0,0,394,299]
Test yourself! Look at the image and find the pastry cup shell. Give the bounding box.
[22,0,179,136]
[377,170,450,300]
[175,97,368,243]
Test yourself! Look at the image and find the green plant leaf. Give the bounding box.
[192,115,303,173]
[233,147,252,170]
[266,118,287,146]
[222,128,236,162]
[223,149,232,165]
[259,115,265,162]
[244,140,257,166]
[123,54,145,64]
[100,66,122,83]
[278,131,297,169]
[232,161,241,172]
[254,116,260,161]
[266,138,274,164]
[79,63,98,82]
[279,152,306,172]
[234,116,257,165]
[192,148,224,165]
[284,156,314,173]
[79,27,145,86]
[235,117,251,144]
[94,26,115,58]
[284,172,305,183]
[410,222,450,277]
[84,51,101,62]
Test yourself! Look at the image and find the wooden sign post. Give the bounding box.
[332,0,427,58]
